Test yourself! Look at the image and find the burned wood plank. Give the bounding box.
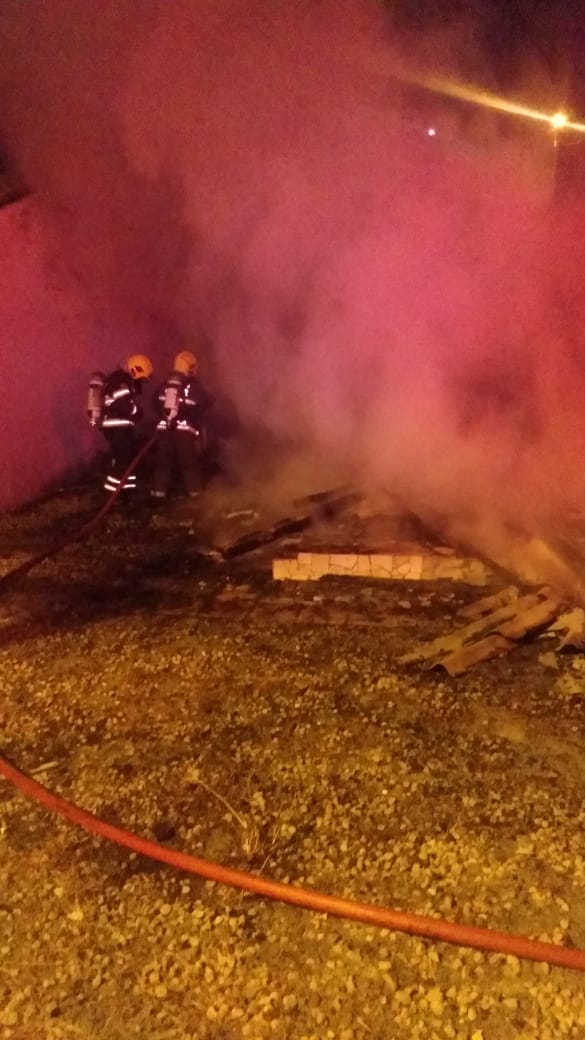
[292,486,354,508]
[431,635,514,677]
[401,587,566,674]
[219,491,361,560]
[221,515,313,559]
[399,592,545,665]
[496,596,562,641]
[458,586,520,620]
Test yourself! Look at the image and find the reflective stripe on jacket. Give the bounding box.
[101,369,141,429]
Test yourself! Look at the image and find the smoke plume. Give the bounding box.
[1,0,584,562]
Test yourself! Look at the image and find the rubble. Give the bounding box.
[549,606,585,650]
[221,513,313,559]
[554,659,585,698]
[401,586,585,676]
[262,493,585,675]
[196,488,363,560]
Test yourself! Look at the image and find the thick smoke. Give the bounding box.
[1,0,584,560]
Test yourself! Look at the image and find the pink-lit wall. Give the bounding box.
[0,199,103,511]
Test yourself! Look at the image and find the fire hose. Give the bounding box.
[0,435,156,592]
[1,445,584,971]
[1,752,585,972]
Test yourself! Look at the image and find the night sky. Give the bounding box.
[391,0,583,106]
[385,0,585,196]
[1,1,584,180]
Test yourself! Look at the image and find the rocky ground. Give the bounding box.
[1,480,585,1039]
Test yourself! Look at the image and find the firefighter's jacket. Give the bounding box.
[153,371,214,433]
[101,369,143,430]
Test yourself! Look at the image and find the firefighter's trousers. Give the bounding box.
[152,426,203,497]
[102,426,139,493]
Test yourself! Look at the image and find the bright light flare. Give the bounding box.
[388,65,585,136]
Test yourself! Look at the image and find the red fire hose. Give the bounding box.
[1,442,584,971]
[0,435,156,592]
[1,753,584,972]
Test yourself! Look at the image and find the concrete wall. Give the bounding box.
[0,199,105,511]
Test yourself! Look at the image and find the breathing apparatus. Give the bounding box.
[87,372,105,427]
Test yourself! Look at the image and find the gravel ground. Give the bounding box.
[1,486,585,1039]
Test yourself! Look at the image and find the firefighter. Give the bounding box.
[87,354,153,495]
[151,350,214,499]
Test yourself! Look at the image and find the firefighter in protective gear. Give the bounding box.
[151,351,214,499]
[88,354,153,494]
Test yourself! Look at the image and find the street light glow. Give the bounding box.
[383,62,585,136]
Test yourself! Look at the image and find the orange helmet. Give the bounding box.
[126,354,153,380]
[174,350,198,375]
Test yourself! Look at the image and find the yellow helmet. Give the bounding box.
[126,354,153,380]
[174,350,198,375]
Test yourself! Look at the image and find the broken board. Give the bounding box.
[400,586,565,676]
